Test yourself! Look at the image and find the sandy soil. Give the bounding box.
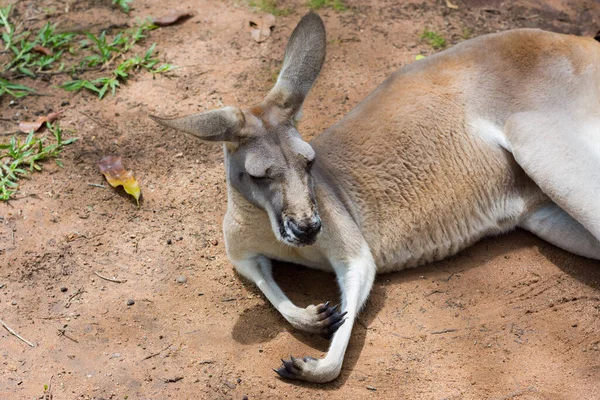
[1,0,600,399]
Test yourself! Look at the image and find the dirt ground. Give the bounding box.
[1,0,600,399]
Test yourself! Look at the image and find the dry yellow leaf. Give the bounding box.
[98,155,141,206]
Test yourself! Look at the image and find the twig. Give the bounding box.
[57,328,79,343]
[482,8,502,14]
[36,65,102,76]
[65,288,85,308]
[430,328,458,335]
[29,92,52,97]
[426,290,445,297]
[0,318,35,347]
[164,376,183,383]
[79,111,117,134]
[141,343,173,361]
[94,270,127,283]
[87,183,106,188]
[493,386,536,400]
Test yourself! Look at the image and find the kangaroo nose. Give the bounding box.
[288,217,322,241]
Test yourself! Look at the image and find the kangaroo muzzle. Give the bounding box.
[284,214,322,245]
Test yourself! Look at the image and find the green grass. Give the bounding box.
[1,6,77,77]
[0,2,175,100]
[307,0,347,11]
[248,0,292,16]
[420,29,446,50]
[0,123,77,200]
[0,78,36,98]
[60,43,176,99]
[113,0,133,13]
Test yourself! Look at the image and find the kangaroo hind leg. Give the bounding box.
[506,112,600,242]
[520,202,600,260]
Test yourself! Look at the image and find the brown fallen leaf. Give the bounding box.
[32,45,52,56]
[98,156,141,206]
[153,10,193,27]
[18,110,64,133]
[250,14,276,43]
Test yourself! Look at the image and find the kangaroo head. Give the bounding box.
[151,12,326,247]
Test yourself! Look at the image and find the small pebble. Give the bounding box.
[211,239,218,246]
[60,287,68,293]
[178,236,183,241]
[572,323,578,328]
[242,396,249,400]
[127,299,135,306]
[366,386,377,391]
[60,101,70,107]
[0,283,4,289]
[167,239,172,245]
[224,380,236,389]
[176,275,187,284]
[11,300,17,306]
[198,292,204,296]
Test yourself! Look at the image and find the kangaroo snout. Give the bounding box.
[284,215,322,245]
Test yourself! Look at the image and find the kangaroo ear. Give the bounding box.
[266,12,326,119]
[150,106,244,142]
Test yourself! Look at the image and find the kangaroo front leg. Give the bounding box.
[231,255,346,335]
[275,247,377,383]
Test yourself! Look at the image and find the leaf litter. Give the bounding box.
[18,110,64,133]
[98,155,141,206]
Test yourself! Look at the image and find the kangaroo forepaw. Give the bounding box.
[286,302,347,336]
[274,356,340,383]
[315,302,347,337]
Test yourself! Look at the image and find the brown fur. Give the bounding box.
[152,17,600,383]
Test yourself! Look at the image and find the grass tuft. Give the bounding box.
[0,78,36,98]
[307,0,347,11]
[60,43,176,99]
[112,0,133,13]
[0,123,77,200]
[1,4,173,100]
[420,29,446,50]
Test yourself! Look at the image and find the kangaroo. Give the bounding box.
[150,13,600,383]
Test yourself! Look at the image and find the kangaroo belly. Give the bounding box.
[372,192,527,273]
